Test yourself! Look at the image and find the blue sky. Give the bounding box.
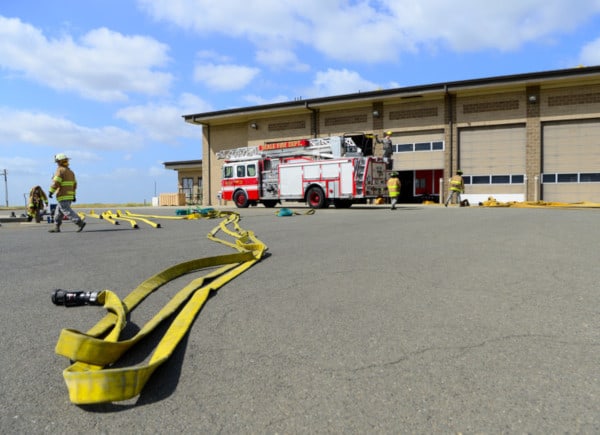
[2,0,600,205]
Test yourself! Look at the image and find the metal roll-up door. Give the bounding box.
[542,120,600,202]
[458,125,526,202]
[459,125,525,174]
[393,130,444,171]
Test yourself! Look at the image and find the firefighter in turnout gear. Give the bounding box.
[48,153,85,232]
[377,131,394,169]
[445,169,465,207]
[387,172,401,210]
[27,185,48,223]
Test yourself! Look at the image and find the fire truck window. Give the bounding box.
[223,166,233,178]
[237,165,246,177]
[247,164,256,177]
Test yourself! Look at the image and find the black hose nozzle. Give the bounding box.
[51,289,100,307]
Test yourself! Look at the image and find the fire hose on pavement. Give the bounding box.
[52,210,267,404]
[479,197,600,208]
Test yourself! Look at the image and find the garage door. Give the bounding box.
[458,124,526,202]
[542,120,600,202]
[392,130,444,170]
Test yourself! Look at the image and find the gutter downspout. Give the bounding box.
[445,84,454,174]
[195,120,211,206]
[305,102,319,138]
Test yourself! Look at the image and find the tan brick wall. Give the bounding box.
[197,75,600,204]
[456,91,526,125]
[542,83,600,120]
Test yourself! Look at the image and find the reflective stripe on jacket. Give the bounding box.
[387,177,401,197]
[449,175,464,192]
[49,166,77,201]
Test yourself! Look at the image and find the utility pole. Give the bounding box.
[1,169,7,207]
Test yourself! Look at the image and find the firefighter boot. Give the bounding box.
[49,223,61,233]
[76,220,86,232]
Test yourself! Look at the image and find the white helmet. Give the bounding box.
[54,153,69,162]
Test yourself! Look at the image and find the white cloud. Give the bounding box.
[0,16,173,101]
[193,63,260,91]
[579,37,600,66]
[137,0,600,63]
[255,48,310,72]
[305,68,378,98]
[0,107,140,150]
[116,93,211,142]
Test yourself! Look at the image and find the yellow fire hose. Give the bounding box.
[479,197,600,208]
[53,211,267,404]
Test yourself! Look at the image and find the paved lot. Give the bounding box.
[0,204,598,434]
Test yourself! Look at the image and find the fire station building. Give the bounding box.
[183,66,600,206]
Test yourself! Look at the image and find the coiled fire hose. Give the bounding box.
[52,211,267,404]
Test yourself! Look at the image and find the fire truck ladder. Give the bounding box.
[355,158,366,195]
[216,147,261,161]
[216,136,362,161]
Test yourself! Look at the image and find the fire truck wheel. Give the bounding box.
[306,186,326,209]
[233,190,250,208]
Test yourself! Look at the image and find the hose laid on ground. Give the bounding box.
[479,197,600,208]
[53,210,267,404]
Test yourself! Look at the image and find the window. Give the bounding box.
[580,173,600,182]
[543,172,600,183]
[247,164,256,177]
[395,143,413,152]
[393,141,445,153]
[236,165,246,177]
[472,175,490,184]
[182,177,193,201]
[463,174,524,185]
[491,175,510,184]
[223,166,233,178]
[557,173,577,183]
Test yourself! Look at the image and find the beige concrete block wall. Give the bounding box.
[197,74,600,205]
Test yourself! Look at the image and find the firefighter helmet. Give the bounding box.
[55,153,69,162]
[385,131,392,136]
[457,169,463,175]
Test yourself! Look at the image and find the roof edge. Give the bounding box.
[183,65,600,123]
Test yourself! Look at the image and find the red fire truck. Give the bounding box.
[217,135,387,208]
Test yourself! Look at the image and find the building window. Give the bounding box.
[472,175,490,184]
[182,177,193,201]
[393,140,445,153]
[396,143,413,152]
[580,173,600,182]
[557,173,578,183]
[542,172,600,183]
[491,175,510,184]
[463,174,525,185]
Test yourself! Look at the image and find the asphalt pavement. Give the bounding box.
[0,204,598,434]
